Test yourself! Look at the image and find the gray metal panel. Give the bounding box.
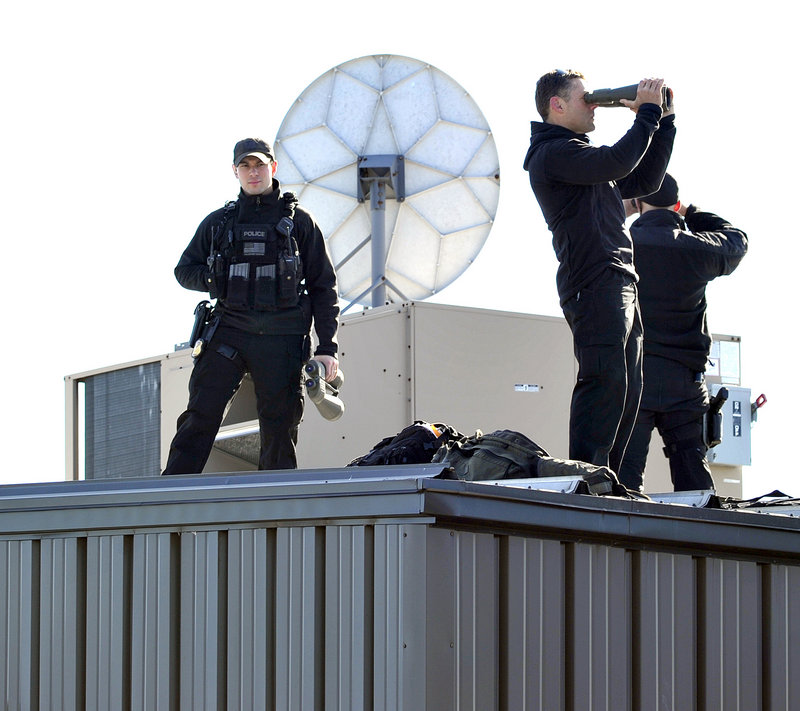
[226,527,273,711]
[766,564,800,710]
[85,534,128,711]
[502,537,565,711]
[635,550,697,711]
[39,537,82,711]
[131,532,178,711]
[424,527,499,711]
[275,526,324,711]
[569,543,631,711]
[398,523,429,711]
[0,466,442,537]
[701,557,762,710]
[4,471,800,710]
[420,478,800,561]
[180,530,222,710]
[372,523,427,711]
[325,525,370,711]
[1,539,35,711]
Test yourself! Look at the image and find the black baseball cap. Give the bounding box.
[233,138,274,165]
[642,173,679,207]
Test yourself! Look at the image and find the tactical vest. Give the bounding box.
[212,193,304,311]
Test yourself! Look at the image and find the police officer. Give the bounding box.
[163,138,340,474]
[618,174,748,491]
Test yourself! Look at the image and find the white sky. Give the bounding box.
[1,0,795,498]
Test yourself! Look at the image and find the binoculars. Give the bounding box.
[304,359,345,421]
[584,84,672,110]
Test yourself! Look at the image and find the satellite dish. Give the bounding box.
[274,54,500,309]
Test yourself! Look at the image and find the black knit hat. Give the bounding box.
[233,137,274,165]
[642,173,679,207]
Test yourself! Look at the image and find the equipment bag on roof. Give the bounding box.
[432,429,549,481]
[347,421,465,467]
[433,428,622,495]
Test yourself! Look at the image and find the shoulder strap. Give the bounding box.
[209,199,238,262]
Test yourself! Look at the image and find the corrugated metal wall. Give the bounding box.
[2,475,800,710]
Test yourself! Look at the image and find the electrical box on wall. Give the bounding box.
[707,385,752,467]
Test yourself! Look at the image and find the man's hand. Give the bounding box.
[314,355,340,382]
[620,78,665,113]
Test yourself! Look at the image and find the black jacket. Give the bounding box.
[631,207,747,371]
[174,181,339,356]
[523,106,676,304]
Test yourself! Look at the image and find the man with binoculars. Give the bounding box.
[523,70,675,474]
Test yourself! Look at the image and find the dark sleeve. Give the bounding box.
[296,210,340,356]
[683,208,749,278]
[174,213,217,296]
[541,103,663,185]
[618,113,676,199]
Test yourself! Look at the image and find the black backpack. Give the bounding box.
[348,421,464,467]
[432,429,549,481]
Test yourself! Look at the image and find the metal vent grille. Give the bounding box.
[85,363,160,478]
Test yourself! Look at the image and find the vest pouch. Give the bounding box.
[254,264,277,310]
[226,262,250,309]
[277,252,300,308]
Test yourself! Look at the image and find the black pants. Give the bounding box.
[163,327,305,474]
[618,355,713,492]
[561,269,643,474]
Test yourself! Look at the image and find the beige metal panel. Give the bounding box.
[1,539,36,711]
[39,537,82,711]
[502,537,565,711]
[635,550,697,711]
[180,530,222,710]
[410,303,575,457]
[85,534,128,711]
[130,532,178,711]
[275,526,324,711]
[299,305,412,469]
[159,349,193,473]
[701,557,763,710]
[569,543,632,711]
[325,525,370,711]
[766,564,800,710]
[65,375,80,481]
